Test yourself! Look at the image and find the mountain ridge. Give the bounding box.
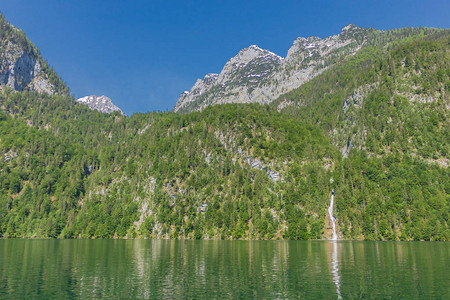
[0,15,448,241]
[174,24,371,113]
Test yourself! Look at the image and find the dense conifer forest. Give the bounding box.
[0,14,448,240]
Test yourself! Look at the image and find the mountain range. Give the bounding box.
[175,24,369,113]
[0,13,448,241]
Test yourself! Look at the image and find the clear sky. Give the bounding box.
[0,0,448,115]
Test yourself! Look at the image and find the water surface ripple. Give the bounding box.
[0,240,448,299]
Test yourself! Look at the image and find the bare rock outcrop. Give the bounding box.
[76,95,123,114]
[0,14,67,95]
[175,24,372,113]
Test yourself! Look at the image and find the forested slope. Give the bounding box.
[0,24,448,241]
[273,29,449,240]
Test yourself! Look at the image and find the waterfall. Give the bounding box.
[328,188,337,240]
[328,186,341,298]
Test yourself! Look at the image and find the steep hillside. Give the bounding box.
[0,14,68,95]
[174,25,440,113]
[273,30,450,240]
[274,29,449,163]
[0,18,448,241]
[1,90,448,241]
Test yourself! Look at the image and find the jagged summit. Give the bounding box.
[76,95,123,114]
[342,24,356,31]
[231,45,283,66]
[174,24,372,113]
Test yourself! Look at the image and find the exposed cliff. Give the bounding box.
[0,14,68,95]
[174,25,372,113]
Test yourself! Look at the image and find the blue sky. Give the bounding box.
[1,0,448,115]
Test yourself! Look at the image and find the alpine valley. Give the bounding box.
[0,14,448,241]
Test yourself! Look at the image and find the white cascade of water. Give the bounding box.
[328,185,342,298]
[328,188,337,240]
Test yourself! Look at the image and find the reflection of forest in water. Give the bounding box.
[0,240,448,299]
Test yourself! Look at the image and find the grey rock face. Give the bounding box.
[175,24,371,113]
[76,95,123,114]
[0,35,57,94]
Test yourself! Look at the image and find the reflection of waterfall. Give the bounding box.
[328,189,337,240]
[331,241,342,299]
[328,184,342,299]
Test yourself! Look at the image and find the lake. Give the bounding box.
[0,240,448,299]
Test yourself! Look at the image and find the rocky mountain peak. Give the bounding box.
[76,95,123,114]
[174,25,372,113]
[0,14,68,95]
[228,45,283,68]
[341,24,356,32]
[339,24,370,41]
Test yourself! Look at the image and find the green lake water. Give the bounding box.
[0,240,448,299]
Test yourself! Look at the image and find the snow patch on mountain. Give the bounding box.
[174,24,370,113]
[76,95,123,114]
